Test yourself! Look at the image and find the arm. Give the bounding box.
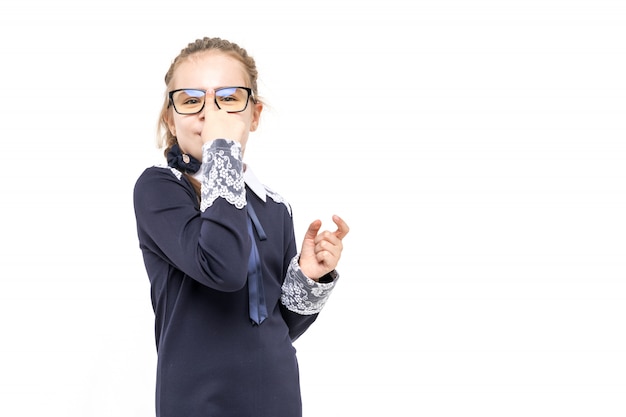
[133,139,251,291]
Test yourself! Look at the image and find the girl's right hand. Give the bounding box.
[200,90,247,144]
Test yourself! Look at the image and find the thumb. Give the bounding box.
[304,219,322,240]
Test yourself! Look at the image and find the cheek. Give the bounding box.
[171,117,192,137]
[243,112,258,132]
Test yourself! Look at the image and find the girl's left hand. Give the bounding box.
[298,215,349,281]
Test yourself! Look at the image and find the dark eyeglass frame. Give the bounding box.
[168,86,255,114]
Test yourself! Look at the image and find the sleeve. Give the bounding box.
[281,256,338,315]
[280,256,340,341]
[133,139,251,292]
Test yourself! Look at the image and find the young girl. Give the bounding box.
[133,37,349,417]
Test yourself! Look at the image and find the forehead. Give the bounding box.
[171,51,249,89]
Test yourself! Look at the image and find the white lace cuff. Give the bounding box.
[281,256,338,315]
[199,139,246,212]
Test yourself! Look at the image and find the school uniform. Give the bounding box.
[133,139,337,417]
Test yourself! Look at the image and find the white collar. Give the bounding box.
[243,164,267,202]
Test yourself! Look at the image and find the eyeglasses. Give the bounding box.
[168,87,254,114]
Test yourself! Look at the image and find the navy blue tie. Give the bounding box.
[246,202,268,325]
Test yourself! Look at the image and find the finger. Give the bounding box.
[304,219,322,241]
[316,250,332,264]
[203,89,217,115]
[332,215,350,240]
[314,230,343,247]
[315,241,342,259]
[315,248,340,268]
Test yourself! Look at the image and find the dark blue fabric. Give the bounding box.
[133,166,319,417]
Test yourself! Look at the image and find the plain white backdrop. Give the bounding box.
[1,0,625,416]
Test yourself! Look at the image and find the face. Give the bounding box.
[166,51,262,161]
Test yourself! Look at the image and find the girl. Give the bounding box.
[133,37,349,417]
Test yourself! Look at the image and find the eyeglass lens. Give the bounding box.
[172,88,250,114]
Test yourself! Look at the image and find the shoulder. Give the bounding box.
[135,164,192,189]
[134,165,195,201]
[136,164,184,182]
[263,185,292,217]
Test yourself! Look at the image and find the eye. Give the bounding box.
[172,89,206,110]
[182,97,202,105]
[216,88,240,103]
[215,92,239,103]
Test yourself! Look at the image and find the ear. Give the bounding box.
[249,102,263,132]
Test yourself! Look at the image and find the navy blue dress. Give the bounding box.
[133,140,329,417]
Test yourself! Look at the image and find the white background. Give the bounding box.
[1,0,625,416]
